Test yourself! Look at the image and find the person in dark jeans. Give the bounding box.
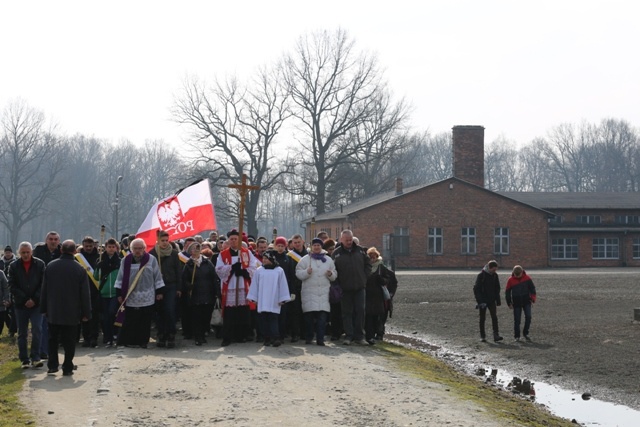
[40,240,91,376]
[506,265,537,342]
[8,242,46,368]
[473,260,503,342]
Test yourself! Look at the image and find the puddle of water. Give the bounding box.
[386,333,640,426]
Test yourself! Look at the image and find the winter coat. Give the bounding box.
[149,247,182,287]
[0,254,16,275]
[8,257,46,308]
[286,248,308,293]
[274,251,295,293]
[473,264,501,306]
[366,261,395,316]
[32,244,62,266]
[331,244,371,292]
[40,253,92,325]
[182,257,220,305]
[295,252,337,313]
[505,271,537,306]
[0,271,9,312]
[95,253,121,299]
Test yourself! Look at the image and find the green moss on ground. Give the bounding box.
[377,343,575,427]
[0,337,35,426]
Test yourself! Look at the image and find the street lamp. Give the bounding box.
[115,176,123,240]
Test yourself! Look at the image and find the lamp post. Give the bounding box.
[115,176,123,240]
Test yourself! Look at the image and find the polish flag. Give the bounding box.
[136,179,216,247]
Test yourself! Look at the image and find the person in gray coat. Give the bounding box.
[40,240,91,376]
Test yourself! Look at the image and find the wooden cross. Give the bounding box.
[227,174,259,246]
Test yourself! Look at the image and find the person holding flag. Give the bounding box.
[215,230,258,347]
[114,238,165,348]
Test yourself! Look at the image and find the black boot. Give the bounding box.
[157,333,166,348]
[167,334,176,348]
[493,333,503,342]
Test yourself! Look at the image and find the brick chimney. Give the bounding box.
[452,125,485,187]
[395,177,403,195]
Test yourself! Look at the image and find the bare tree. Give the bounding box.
[0,100,66,246]
[341,90,411,199]
[517,140,552,191]
[484,136,520,191]
[174,67,291,237]
[539,122,594,191]
[283,28,383,214]
[591,118,638,191]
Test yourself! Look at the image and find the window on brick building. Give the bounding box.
[576,215,601,224]
[461,227,476,254]
[633,238,640,259]
[393,226,409,256]
[551,238,578,259]
[549,215,563,224]
[428,227,442,255]
[592,238,619,259]
[494,227,509,255]
[616,215,640,225]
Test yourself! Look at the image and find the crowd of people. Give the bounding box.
[0,228,399,376]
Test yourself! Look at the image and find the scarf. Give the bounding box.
[310,252,327,263]
[371,258,383,272]
[98,253,121,287]
[155,244,173,257]
[191,255,203,267]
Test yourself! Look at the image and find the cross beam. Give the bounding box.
[227,174,260,245]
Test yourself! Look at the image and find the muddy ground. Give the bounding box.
[388,268,640,410]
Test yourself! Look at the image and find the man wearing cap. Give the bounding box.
[215,229,259,346]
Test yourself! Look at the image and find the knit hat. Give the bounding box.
[311,238,323,246]
[3,245,11,252]
[227,229,239,237]
[262,250,278,266]
[275,236,288,247]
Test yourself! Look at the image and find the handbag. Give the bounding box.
[329,283,343,304]
[381,285,391,301]
[210,297,223,326]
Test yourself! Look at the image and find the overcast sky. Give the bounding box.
[1,1,638,150]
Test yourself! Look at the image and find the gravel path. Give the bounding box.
[21,339,512,427]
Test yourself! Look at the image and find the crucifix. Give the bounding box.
[227,173,260,246]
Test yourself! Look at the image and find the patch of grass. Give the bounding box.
[377,343,575,426]
[0,337,34,426]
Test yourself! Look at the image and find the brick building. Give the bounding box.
[303,125,640,268]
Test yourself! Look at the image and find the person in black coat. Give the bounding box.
[473,260,503,342]
[8,242,47,368]
[40,240,91,376]
[182,243,220,346]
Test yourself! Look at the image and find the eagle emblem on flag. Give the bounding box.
[157,197,183,229]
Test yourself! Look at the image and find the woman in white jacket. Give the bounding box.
[295,238,338,346]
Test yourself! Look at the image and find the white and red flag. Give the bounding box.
[136,179,216,247]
